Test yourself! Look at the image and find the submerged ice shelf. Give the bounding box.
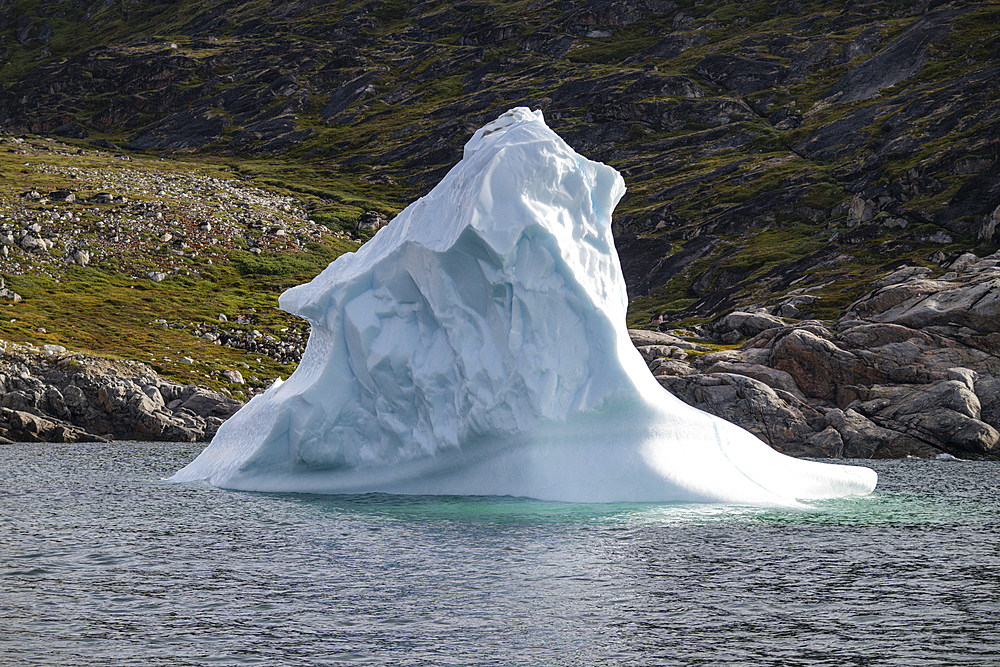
[172,107,876,505]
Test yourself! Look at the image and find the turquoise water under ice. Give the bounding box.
[2,441,998,666]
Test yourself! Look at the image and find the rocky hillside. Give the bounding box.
[0,135,353,397]
[1,0,997,324]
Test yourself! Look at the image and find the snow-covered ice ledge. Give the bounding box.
[171,108,876,505]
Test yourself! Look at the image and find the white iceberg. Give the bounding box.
[171,107,876,505]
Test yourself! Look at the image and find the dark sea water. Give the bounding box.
[2,441,998,667]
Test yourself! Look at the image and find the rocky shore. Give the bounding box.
[0,338,242,443]
[2,0,997,465]
[638,250,1000,460]
[6,248,1000,460]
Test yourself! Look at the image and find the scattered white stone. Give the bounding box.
[222,369,245,384]
[19,235,47,252]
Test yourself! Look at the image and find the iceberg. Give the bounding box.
[171,107,876,505]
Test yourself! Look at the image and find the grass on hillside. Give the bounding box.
[2,244,349,397]
[0,138,363,393]
[3,0,998,348]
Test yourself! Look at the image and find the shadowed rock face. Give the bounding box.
[695,54,791,95]
[825,7,959,103]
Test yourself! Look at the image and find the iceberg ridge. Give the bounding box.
[171,107,876,505]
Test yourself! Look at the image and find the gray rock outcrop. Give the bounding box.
[0,341,243,443]
[640,250,1000,459]
[825,7,957,103]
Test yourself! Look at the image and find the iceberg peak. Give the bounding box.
[172,108,876,505]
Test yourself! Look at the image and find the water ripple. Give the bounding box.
[1,444,998,666]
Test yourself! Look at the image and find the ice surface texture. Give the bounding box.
[172,108,876,505]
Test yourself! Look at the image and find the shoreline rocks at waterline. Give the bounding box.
[5,248,1000,460]
[644,250,1000,460]
[0,340,242,443]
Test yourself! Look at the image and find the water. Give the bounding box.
[2,442,998,666]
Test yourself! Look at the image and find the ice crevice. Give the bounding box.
[171,107,877,505]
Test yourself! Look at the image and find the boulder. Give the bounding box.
[131,408,203,442]
[355,211,390,232]
[179,387,243,419]
[847,251,1000,335]
[823,408,937,458]
[849,379,999,454]
[712,310,785,339]
[702,360,805,401]
[62,384,88,411]
[43,385,71,421]
[222,369,245,384]
[872,266,932,288]
[650,358,694,376]
[847,194,876,226]
[770,329,860,400]
[0,287,21,303]
[2,389,40,412]
[852,278,1000,332]
[800,426,845,458]
[71,249,91,266]
[0,406,106,443]
[837,322,936,348]
[48,189,76,203]
[628,328,698,349]
[19,235,47,253]
[658,372,816,451]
